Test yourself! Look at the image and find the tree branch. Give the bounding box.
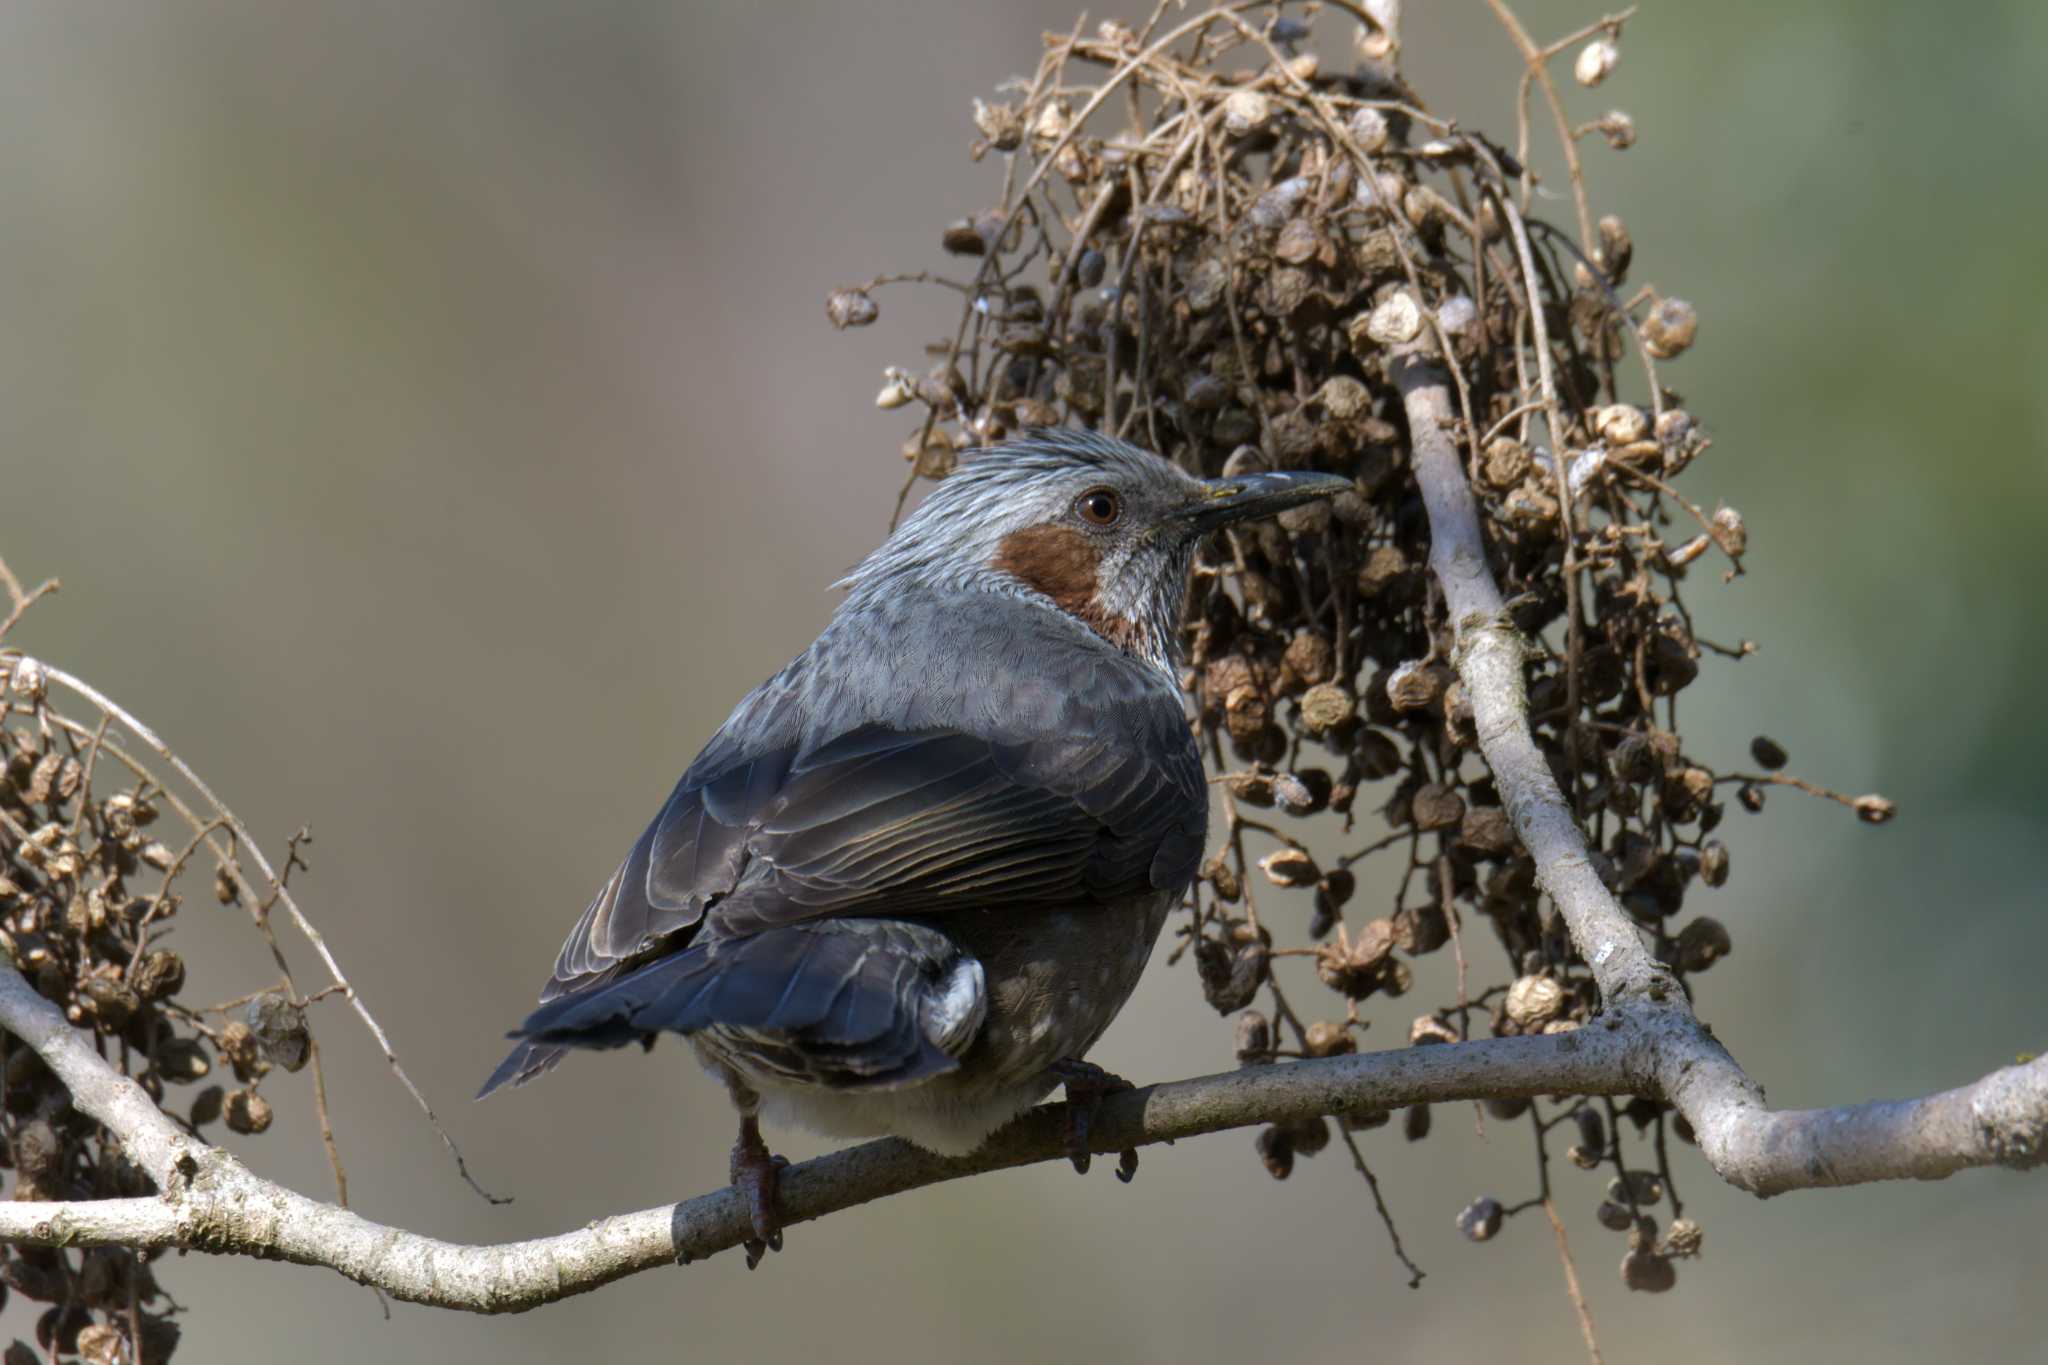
[1387,321,2046,1193]
[0,307,2038,1315]
[0,956,1627,1312]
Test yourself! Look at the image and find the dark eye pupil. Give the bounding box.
[1081,491,1118,524]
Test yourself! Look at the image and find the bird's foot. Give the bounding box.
[729,1115,790,1269]
[1047,1057,1139,1181]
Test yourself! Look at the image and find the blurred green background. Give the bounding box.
[2,2,2043,1361]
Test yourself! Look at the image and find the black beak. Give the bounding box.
[1177,470,1353,532]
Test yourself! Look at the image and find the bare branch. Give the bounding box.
[1389,320,2048,1194]
[0,957,1624,1312]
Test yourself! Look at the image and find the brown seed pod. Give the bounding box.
[971,98,1024,152]
[132,949,185,1002]
[1608,1170,1665,1206]
[1620,1247,1677,1293]
[1256,1124,1295,1180]
[1355,544,1411,597]
[1457,1196,1505,1243]
[1504,975,1567,1030]
[154,1038,210,1085]
[1386,661,1450,714]
[1711,505,1747,557]
[80,976,140,1032]
[1284,1114,1332,1158]
[224,1088,273,1136]
[1595,109,1637,150]
[1661,1217,1704,1258]
[1194,937,1266,1015]
[1204,852,1242,904]
[1676,916,1732,972]
[1853,793,1898,825]
[824,287,879,330]
[1280,630,1335,691]
[1223,686,1271,747]
[1403,1103,1433,1142]
[1303,1020,1356,1058]
[1594,404,1649,445]
[1344,1107,1392,1133]
[1258,847,1319,888]
[1482,437,1532,490]
[1409,782,1465,832]
[1314,868,1356,922]
[1273,769,1333,815]
[1390,904,1450,955]
[1234,1010,1271,1065]
[1409,1014,1458,1046]
[1355,730,1403,780]
[189,1085,224,1128]
[1595,1200,1635,1232]
[1642,297,1699,359]
[246,991,311,1073]
[1224,771,1276,809]
[1315,918,1396,998]
[1698,839,1730,888]
[1458,806,1515,855]
[1298,684,1357,738]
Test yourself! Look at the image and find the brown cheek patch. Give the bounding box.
[993,524,1146,653]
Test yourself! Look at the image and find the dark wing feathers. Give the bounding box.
[541,705,1200,1004]
[508,920,964,1091]
[483,607,1206,1096]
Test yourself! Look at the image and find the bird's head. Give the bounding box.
[840,430,1350,672]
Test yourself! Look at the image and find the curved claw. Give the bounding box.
[1048,1057,1136,1176]
[731,1118,789,1268]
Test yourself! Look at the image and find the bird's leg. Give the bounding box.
[720,1073,789,1269]
[1046,1057,1139,1181]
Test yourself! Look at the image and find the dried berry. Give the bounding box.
[1409,783,1465,832]
[1620,1247,1677,1293]
[224,1088,273,1135]
[1661,1217,1704,1258]
[1297,684,1356,738]
[1255,1124,1295,1180]
[1575,37,1619,86]
[1457,1196,1504,1242]
[1303,1020,1356,1058]
[1676,917,1732,972]
[824,287,879,329]
[1234,1011,1271,1065]
[1642,297,1699,359]
[1698,840,1730,888]
[1258,847,1319,888]
[1403,1104,1432,1142]
[246,991,312,1072]
[1504,975,1566,1030]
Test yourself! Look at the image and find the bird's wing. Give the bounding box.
[539,708,1204,1000]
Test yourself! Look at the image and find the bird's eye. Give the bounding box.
[1074,487,1122,527]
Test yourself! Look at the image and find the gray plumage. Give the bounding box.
[482,430,1347,1167]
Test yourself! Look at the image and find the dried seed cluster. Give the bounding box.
[0,654,316,1361]
[839,3,1890,1293]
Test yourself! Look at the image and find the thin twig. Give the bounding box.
[38,663,505,1205]
[1543,1197,1605,1365]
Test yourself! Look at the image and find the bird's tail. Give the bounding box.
[474,1038,570,1099]
[490,921,982,1092]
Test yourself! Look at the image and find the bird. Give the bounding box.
[479,428,1348,1265]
